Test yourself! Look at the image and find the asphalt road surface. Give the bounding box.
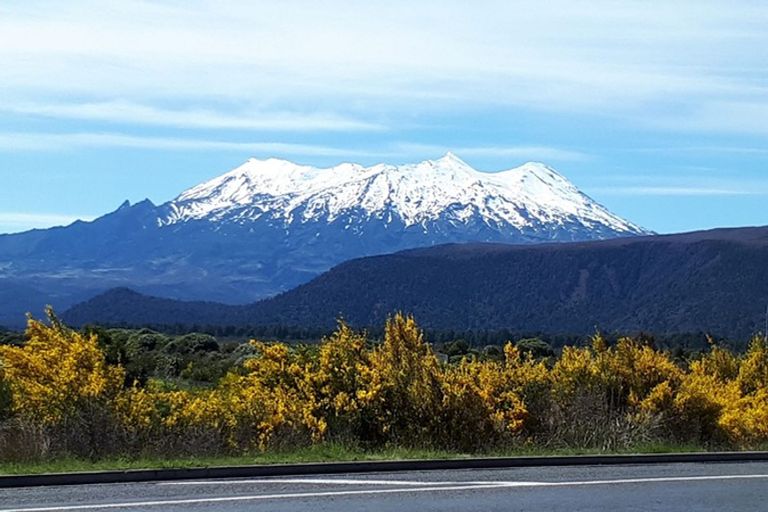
[2,462,768,511]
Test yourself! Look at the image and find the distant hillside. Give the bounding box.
[63,226,768,338]
[0,154,647,328]
[62,288,242,328]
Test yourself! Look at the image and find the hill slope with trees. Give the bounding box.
[63,226,768,339]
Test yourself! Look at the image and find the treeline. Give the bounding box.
[66,322,733,352]
[97,322,337,343]
[1,310,768,462]
[20,324,730,390]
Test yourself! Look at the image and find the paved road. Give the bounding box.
[2,462,768,511]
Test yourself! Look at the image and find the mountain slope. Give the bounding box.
[63,226,768,339]
[0,153,647,327]
[160,153,644,238]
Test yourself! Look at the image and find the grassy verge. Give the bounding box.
[0,442,719,476]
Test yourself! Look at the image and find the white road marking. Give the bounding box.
[159,478,457,486]
[475,473,768,487]
[4,473,768,511]
[0,484,504,512]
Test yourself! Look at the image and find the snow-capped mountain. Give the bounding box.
[0,153,649,327]
[162,153,645,239]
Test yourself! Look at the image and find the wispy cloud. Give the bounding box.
[0,132,392,158]
[1,1,767,135]
[0,131,592,166]
[592,186,758,197]
[0,101,384,132]
[647,101,768,137]
[625,145,768,156]
[394,143,589,163]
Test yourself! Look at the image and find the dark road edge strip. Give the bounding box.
[3,452,768,488]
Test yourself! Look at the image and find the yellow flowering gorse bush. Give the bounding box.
[0,308,124,426]
[3,310,768,460]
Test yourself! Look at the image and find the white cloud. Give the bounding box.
[0,132,392,158]
[0,1,766,134]
[589,169,768,197]
[0,131,590,165]
[622,146,768,156]
[0,101,384,132]
[648,101,768,137]
[394,143,589,163]
[592,186,757,197]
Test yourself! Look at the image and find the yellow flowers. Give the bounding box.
[4,310,768,460]
[0,308,124,426]
[440,358,527,450]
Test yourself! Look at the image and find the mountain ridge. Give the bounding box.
[0,154,647,327]
[62,225,768,339]
[157,153,646,237]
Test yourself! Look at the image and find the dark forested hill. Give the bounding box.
[0,155,647,328]
[63,226,768,338]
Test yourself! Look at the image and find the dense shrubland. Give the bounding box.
[1,309,768,462]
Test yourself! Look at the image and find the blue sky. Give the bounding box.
[1,0,767,234]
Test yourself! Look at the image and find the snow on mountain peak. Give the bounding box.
[162,155,648,236]
[433,151,469,165]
